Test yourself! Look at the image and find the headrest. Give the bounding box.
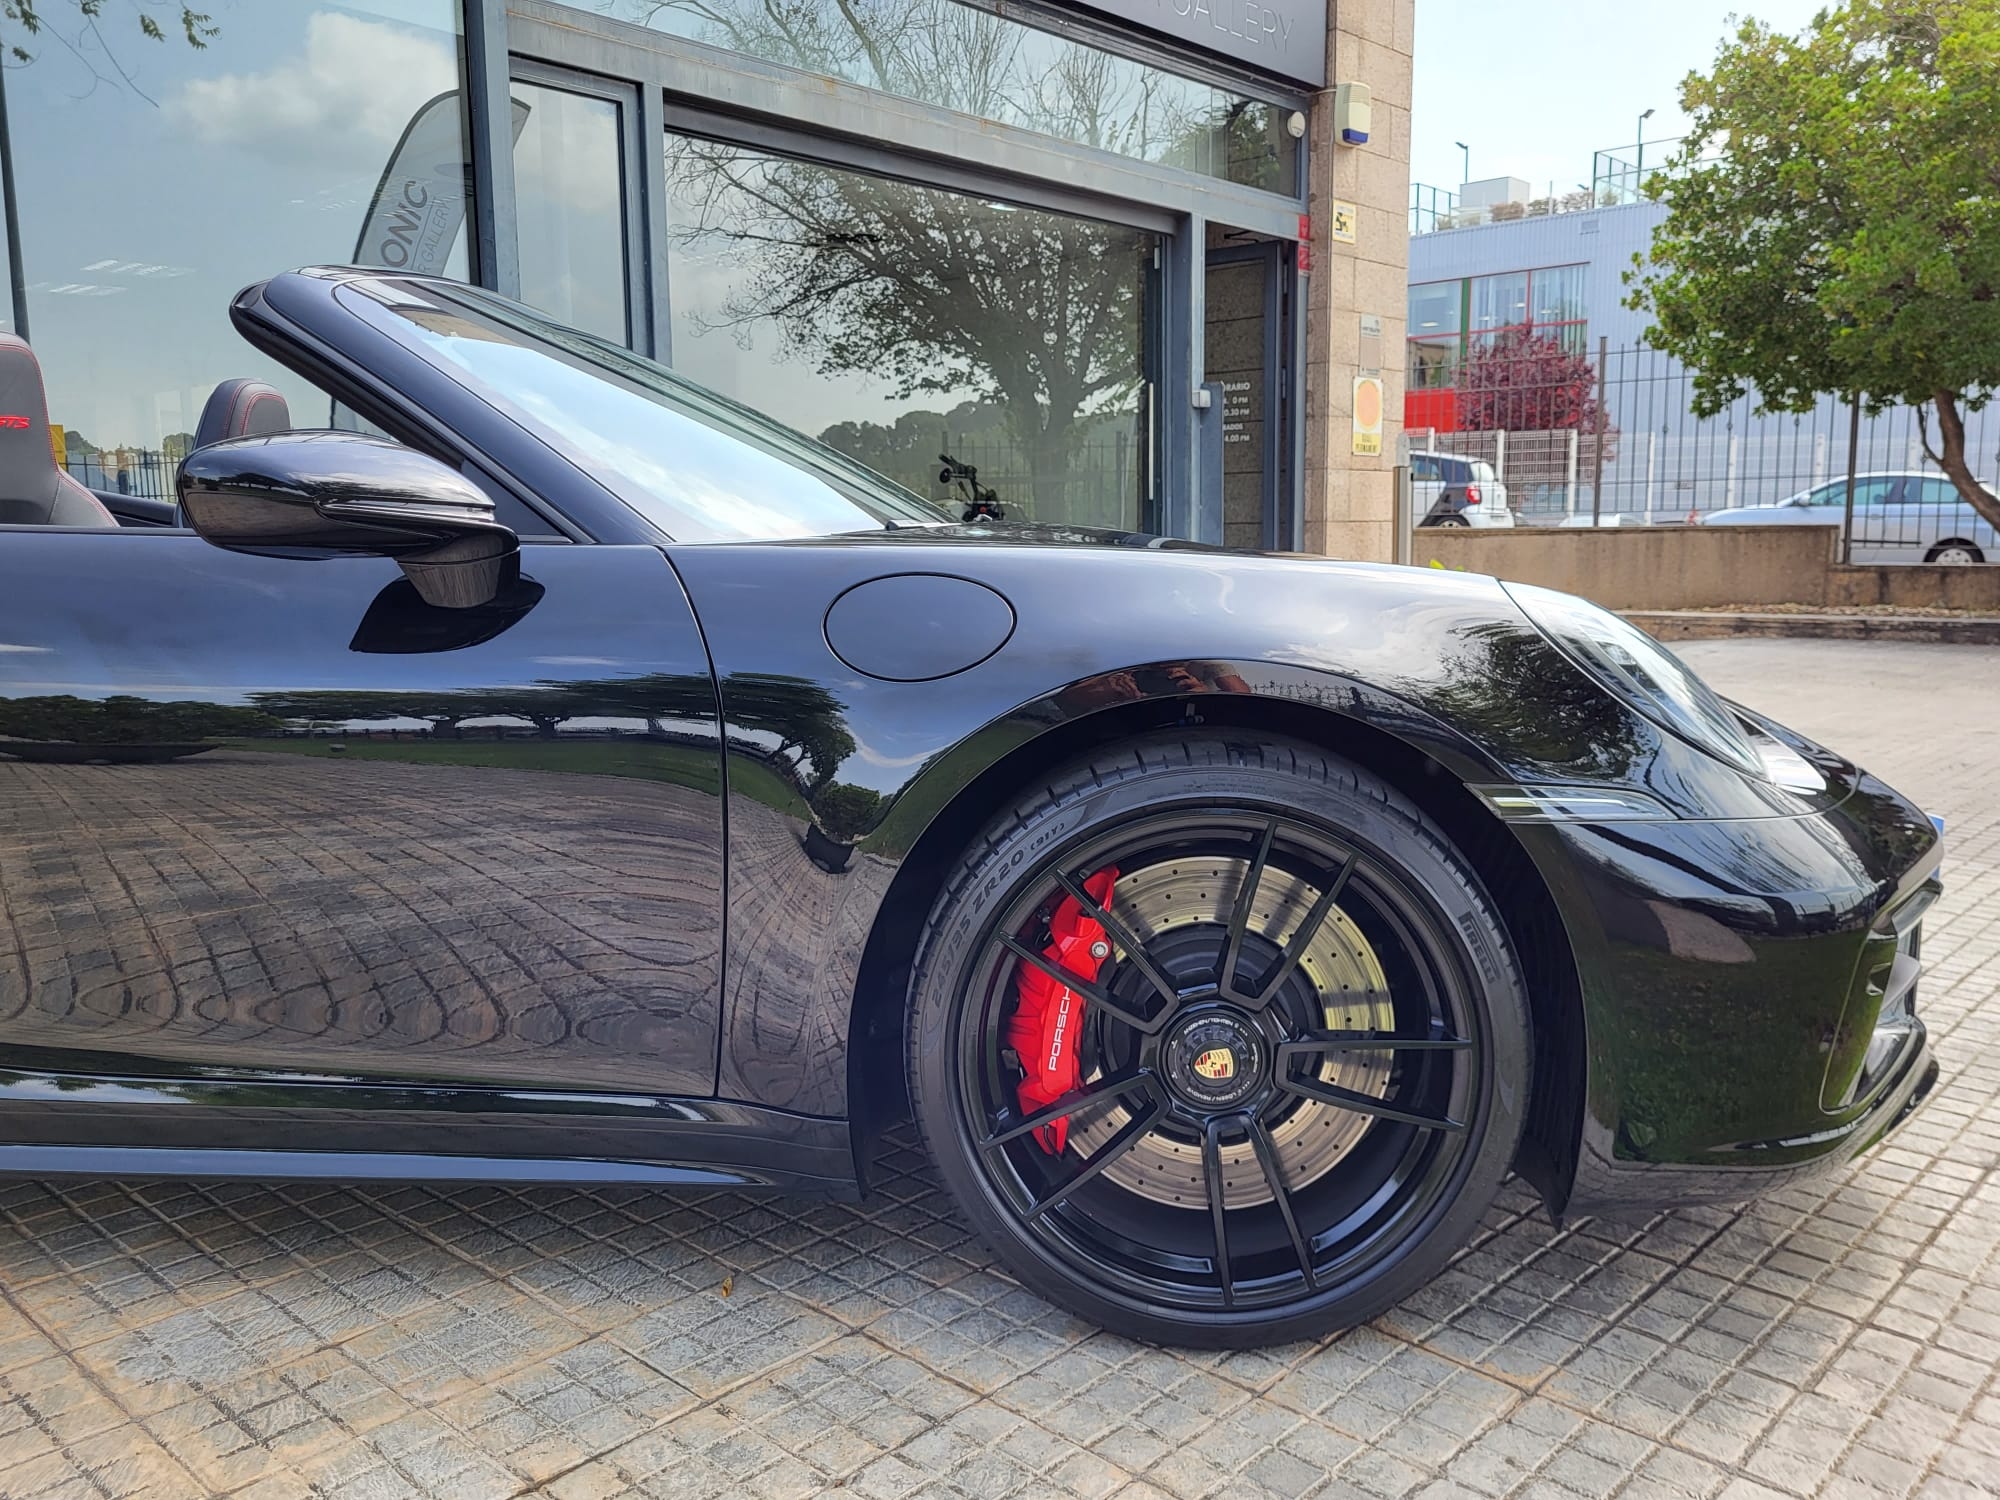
[195,378,292,450]
[0,333,115,528]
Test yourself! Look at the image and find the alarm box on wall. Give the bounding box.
[1334,82,1371,146]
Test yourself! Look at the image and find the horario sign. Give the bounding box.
[1065,0,1327,88]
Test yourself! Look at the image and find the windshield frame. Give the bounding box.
[334,275,953,543]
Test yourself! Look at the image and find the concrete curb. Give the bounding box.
[1629,610,2000,644]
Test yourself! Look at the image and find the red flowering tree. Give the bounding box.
[1456,329,1610,437]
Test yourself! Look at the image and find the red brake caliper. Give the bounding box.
[1006,868,1119,1155]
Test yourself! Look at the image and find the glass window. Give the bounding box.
[1408,281,1461,339]
[4,0,469,488]
[660,136,1159,531]
[1469,272,1528,333]
[1530,265,1587,325]
[1804,478,1898,507]
[585,0,1297,193]
[514,82,631,345]
[341,279,950,542]
[1407,338,1457,391]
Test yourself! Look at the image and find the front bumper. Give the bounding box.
[1512,755,1943,1218]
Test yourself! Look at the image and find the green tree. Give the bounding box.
[3,2,215,65]
[0,694,276,743]
[1628,0,2000,530]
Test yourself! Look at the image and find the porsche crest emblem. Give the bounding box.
[1193,1047,1236,1082]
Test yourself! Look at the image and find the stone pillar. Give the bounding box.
[1302,0,1413,560]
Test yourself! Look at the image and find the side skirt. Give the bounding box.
[0,1052,860,1197]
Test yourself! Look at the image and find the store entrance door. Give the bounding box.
[1206,241,1293,550]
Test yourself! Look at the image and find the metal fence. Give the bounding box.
[1410,339,2000,561]
[63,449,179,502]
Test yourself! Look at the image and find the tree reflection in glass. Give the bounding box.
[600,0,1290,188]
[664,137,1158,529]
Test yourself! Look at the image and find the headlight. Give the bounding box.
[1503,581,1763,775]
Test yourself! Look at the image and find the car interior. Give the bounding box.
[0,334,119,529]
[0,342,296,531]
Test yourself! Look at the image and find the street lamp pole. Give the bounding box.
[0,51,30,342]
[1454,141,1469,186]
[1635,107,1656,191]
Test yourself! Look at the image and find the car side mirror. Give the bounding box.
[178,432,518,609]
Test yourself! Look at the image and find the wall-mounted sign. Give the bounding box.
[1352,377,1385,456]
[1067,1,1328,88]
[1330,201,1358,244]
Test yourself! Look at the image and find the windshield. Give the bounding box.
[336,278,949,542]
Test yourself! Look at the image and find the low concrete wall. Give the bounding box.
[1415,525,1837,611]
[1415,525,2000,612]
[1825,563,2000,611]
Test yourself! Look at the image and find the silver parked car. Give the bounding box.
[1701,472,1999,563]
[1411,451,1515,529]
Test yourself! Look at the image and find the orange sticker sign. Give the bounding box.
[1353,377,1384,456]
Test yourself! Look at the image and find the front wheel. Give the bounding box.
[906,735,1531,1347]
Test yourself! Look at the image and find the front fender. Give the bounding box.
[662,535,1788,1125]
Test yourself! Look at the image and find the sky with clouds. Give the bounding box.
[1410,0,1832,199]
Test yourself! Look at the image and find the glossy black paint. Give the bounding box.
[0,531,726,1098]
[0,267,1941,1217]
[179,432,502,553]
[665,529,1940,1216]
[823,574,1017,682]
[0,1049,856,1193]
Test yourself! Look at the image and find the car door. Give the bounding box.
[0,524,725,1098]
[1838,476,1905,564]
[1912,476,1997,560]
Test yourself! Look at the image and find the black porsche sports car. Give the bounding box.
[0,269,1940,1347]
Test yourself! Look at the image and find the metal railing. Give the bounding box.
[63,449,180,502]
[1408,338,2000,560]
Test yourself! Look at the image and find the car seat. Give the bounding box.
[0,334,117,527]
[194,378,292,449]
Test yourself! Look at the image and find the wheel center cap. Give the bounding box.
[1163,1012,1265,1112]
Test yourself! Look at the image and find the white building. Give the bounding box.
[1407,198,2000,518]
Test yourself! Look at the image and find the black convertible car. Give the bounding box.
[0,270,1940,1347]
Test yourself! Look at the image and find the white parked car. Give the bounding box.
[1411,451,1515,528]
[1701,472,1999,563]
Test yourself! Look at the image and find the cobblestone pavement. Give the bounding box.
[2,638,1996,1500]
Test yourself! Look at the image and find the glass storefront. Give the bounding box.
[1,0,468,487]
[513,80,631,344]
[0,0,1307,542]
[582,0,1295,192]
[659,136,1157,530]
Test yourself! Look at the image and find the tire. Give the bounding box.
[1431,515,1471,529]
[906,733,1531,1347]
[1925,540,1983,565]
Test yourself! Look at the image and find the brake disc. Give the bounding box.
[1065,856,1394,1209]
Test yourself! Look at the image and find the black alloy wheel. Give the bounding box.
[907,734,1531,1347]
